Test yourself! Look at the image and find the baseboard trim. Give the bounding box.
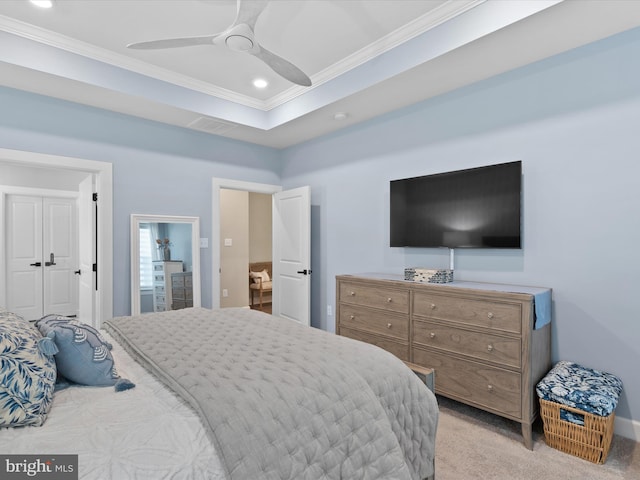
[615,416,640,442]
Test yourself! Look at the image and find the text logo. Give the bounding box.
[0,455,78,479]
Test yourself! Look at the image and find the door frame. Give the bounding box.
[211,178,282,309]
[0,148,113,326]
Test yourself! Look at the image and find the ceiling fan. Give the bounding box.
[127,0,312,87]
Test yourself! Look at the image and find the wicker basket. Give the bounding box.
[539,398,615,464]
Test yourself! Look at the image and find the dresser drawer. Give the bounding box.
[339,282,409,314]
[413,320,521,369]
[173,289,193,301]
[413,348,522,418]
[339,304,408,340]
[172,275,185,287]
[339,327,409,362]
[172,300,193,310]
[413,292,522,334]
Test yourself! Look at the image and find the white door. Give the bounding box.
[78,176,95,321]
[272,186,311,326]
[6,195,43,320]
[6,195,78,319]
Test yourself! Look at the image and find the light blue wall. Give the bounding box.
[0,87,281,316]
[280,27,640,422]
[166,223,192,272]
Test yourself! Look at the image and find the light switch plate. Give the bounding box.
[224,238,233,247]
[200,238,208,248]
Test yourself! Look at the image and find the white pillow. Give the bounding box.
[250,269,270,284]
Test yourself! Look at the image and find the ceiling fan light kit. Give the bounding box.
[127,0,311,87]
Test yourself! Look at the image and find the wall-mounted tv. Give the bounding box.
[390,161,522,248]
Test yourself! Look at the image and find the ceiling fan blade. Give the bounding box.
[127,35,217,50]
[235,0,269,29]
[252,46,311,86]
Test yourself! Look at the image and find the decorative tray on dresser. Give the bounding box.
[336,273,552,450]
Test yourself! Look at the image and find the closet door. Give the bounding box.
[43,197,78,317]
[6,195,44,320]
[6,195,77,320]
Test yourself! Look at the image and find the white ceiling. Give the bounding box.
[1,0,640,149]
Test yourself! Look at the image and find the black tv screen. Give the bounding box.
[390,161,522,248]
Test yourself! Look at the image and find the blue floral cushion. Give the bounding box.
[0,311,56,427]
[35,315,134,391]
[537,361,623,425]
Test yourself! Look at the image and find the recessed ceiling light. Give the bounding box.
[253,78,268,89]
[30,0,54,8]
[333,112,348,121]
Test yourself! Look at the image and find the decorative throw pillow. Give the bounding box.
[35,315,134,392]
[250,269,270,284]
[0,311,57,428]
[536,361,622,425]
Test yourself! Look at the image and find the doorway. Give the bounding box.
[219,189,272,311]
[0,148,113,327]
[212,178,311,327]
[212,178,282,311]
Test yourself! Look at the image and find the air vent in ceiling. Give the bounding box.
[187,117,238,135]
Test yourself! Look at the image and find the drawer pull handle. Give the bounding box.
[429,332,436,339]
[387,297,392,303]
[487,384,494,392]
[487,312,494,319]
[387,323,392,329]
[487,344,494,352]
[350,291,355,296]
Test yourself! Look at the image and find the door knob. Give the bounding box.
[297,269,312,275]
[45,253,57,266]
[30,262,42,267]
[74,269,81,275]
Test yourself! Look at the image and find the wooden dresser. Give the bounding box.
[171,271,193,310]
[336,273,551,449]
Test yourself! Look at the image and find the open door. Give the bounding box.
[77,175,95,322]
[272,186,311,326]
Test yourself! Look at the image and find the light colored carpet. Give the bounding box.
[434,396,640,479]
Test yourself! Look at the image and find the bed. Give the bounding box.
[0,307,438,480]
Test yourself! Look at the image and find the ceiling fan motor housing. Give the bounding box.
[226,34,254,52]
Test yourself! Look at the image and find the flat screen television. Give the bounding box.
[390,161,522,248]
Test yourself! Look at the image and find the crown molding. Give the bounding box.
[0,14,268,110]
[263,0,485,110]
[0,1,483,113]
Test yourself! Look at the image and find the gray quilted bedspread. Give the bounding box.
[104,308,438,480]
